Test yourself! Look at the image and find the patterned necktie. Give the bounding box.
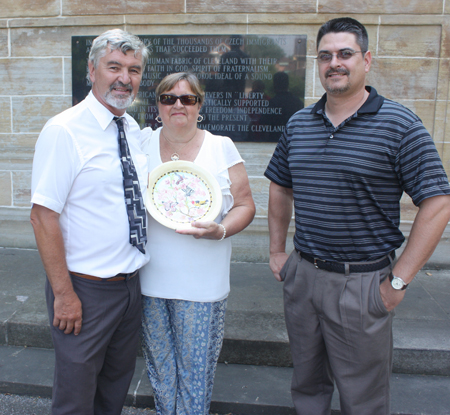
[114,117,147,254]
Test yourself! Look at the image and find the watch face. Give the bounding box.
[391,277,404,290]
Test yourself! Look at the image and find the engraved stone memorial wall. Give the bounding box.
[72,34,307,142]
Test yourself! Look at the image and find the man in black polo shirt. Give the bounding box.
[265,17,450,415]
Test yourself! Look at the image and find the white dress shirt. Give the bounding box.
[31,91,149,277]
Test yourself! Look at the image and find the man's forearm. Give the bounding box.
[393,195,450,284]
[30,204,72,294]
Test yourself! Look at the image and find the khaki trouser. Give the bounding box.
[281,250,394,415]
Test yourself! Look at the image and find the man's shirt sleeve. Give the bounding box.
[264,130,293,188]
[396,120,450,206]
[31,123,82,213]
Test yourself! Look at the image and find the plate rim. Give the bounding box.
[145,160,223,230]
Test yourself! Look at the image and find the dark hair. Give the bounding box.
[316,17,369,52]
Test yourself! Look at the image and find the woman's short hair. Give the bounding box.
[156,72,205,105]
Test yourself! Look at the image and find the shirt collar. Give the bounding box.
[311,86,384,115]
[86,91,130,131]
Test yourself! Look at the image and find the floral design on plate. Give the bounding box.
[145,161,222,230]
[153,170,212,223]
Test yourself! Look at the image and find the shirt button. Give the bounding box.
[330,134,334,139]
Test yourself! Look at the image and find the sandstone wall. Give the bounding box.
[1,1,449,260]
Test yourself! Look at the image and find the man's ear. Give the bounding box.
[364,50,372,74]
[88,61,95,84]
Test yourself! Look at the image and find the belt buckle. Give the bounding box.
[313,257,327,269]
[124,271,136,281]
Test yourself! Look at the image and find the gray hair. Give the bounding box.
[87,29,149,80]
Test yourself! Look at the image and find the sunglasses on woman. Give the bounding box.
[159,94,199,106]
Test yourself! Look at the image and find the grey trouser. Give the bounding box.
[281,250,394,415]
[45,272,141,415]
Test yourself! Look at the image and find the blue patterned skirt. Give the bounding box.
[141,296,227,415]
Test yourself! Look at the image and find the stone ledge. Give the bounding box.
[1,209,449,257]
[0,207,35,249]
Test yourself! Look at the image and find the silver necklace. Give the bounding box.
[161,128,197,161]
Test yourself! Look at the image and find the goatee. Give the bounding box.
[325,68,350,95]
[104,82,135,109]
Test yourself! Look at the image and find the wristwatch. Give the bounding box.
[389,272,409,290]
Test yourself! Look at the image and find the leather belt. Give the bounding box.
[69,270,138,282]
[297,250,395,274]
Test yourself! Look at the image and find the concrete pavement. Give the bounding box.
[0,240,449,414]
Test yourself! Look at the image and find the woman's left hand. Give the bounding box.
[176,221,224,240]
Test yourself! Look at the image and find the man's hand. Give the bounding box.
[378,195,450,312]
[270,252,289,282]
[53,291,83,335]
[379,277,406,312]
[268,182,294,282]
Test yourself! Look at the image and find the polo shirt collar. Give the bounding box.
[86,90,130,131]
[312,86,384,115]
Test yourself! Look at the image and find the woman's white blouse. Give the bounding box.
[139,127,244,302]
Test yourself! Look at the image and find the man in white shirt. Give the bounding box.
[30,29,150,415]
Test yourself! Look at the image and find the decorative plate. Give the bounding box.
[145,160,223,230]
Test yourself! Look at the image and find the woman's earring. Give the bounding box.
[197,115,204,122]
[155,115,162,123]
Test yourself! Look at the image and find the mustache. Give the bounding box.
[325,68,350,77]
[109,81,132,92]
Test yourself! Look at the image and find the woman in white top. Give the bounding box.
[140,72,255,415]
